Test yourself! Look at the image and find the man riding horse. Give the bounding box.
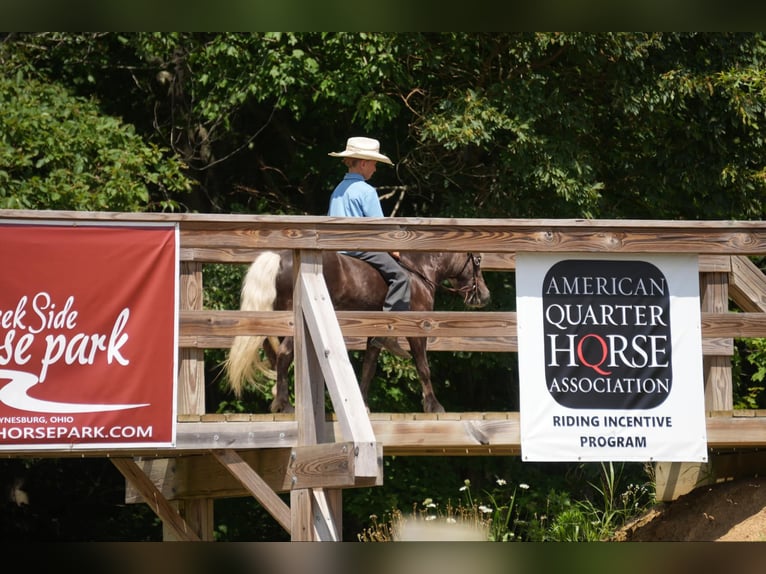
[223,138,492,413]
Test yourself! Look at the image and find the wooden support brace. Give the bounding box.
[297,256,381,480]
[211,449,291,533]
[729,255,766,312]
[111,457,200,541]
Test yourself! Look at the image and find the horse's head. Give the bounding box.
[451,252,491,308]
[400,251,491,309]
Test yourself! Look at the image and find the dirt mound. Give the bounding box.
[613,476,766,541]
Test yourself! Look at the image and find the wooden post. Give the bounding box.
[163,261,215,540]
[655,265,732,501]
[291,249,344,541]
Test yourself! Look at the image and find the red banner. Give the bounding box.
[0,222,178,449]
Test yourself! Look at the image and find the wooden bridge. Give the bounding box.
[2,209,766,541]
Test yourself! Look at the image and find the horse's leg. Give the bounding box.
[270,336,295,413]
[261,338,278,399]
[360,340,383,409]
[407,337,445,413]
[262,337,277,368]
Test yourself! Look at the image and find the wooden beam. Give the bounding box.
[8,210,766,255]
[729,255,766,312]
[479,253,732,273]
[286,442,358,489]
[211,449,291,533]
[700,312,766,337]
[291,249,346,541]
[310,489,342,541]
[115,411,766,501]
[297,251,380,480]
[171,216,766,254]
[111,458,200,541]
[13,406,766,461]
[180,310,753,356]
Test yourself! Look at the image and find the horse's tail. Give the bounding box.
[224,251,282,397]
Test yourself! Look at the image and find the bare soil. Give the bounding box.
[612,476,766,541]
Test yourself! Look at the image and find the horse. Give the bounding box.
[224,249,491,413]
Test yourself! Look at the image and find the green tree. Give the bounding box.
[6,33,766,221]
[0,73,192,211]
[3,32,766,541]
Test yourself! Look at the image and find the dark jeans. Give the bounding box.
[351,251,411,311]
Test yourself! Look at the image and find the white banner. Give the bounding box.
[516,253,708,462]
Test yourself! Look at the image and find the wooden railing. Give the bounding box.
[5,210,766,453]
[5,210,766,540]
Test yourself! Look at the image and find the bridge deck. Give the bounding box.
[6,411,764,459]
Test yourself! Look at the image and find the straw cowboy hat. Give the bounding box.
[328,136,394,165]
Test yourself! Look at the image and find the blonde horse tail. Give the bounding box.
[224,251,282,397]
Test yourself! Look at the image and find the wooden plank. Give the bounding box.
[124,457,177,505]
[127,445,359,502]
[286,443,357,490]
[180,310,295,337]
[183,310,766,343]
[706,415,766,447]
[290,250,349,541]
[180,247,268,263]
[700,254,732,273]
[180,248,736,273]
[111,458,200,541]
[297,252,380,479]
[211,449,291,533]
[181,309,514,337]
[178,262,205,415]
[183,248,733,273]
[701,337,733,356]
[700,312,766,337]
[291,489,312,541]
[168,499,214,541]
[174,219,766,255]
[729,255,766,312]
[180,333,731,357]
[174,261,215,541]
[11,209,766,254]
[127,449,295,501]
[701,272,732,411]
[479,253,731,273]
[13,405,766,460]
[310,489,342,541]
[293,249,322,448]
[657,268,734,501]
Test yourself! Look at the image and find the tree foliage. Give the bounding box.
[5,32,766,220]
[3,32,766,541]
[0,73,191,211]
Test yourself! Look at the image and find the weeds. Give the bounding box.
[358,462,654,542]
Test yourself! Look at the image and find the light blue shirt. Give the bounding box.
[327,173,384,218]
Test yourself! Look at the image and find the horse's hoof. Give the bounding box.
[270,401,295,414]
[423,399,446,414]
